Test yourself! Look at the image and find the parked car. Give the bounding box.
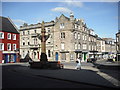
[87,58,97,63]
[106,58,115,63]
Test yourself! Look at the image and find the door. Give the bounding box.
[84,53,86,61]
[55,52,58,61]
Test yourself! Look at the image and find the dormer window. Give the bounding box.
[60,23,64,29]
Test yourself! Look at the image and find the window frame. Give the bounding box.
[0,32,4,39]
[13,44,16,51]
[7,43,11,51]
[0,43,4,51]
[13,34,16,40]
[7,33,11,40]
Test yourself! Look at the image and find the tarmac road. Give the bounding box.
[2,64,106,89]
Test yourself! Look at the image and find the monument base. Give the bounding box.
[29,53,63,69]
[29,61,63,69]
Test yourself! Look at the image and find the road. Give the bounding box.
[62,61,120,81]
[2,63,107,89]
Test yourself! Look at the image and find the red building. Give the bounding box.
[0,16,20,63]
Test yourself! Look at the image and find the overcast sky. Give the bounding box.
[1,0,119,39]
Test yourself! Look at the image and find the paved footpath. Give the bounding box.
[2,63,119,88]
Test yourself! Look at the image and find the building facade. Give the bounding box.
[0,16,20,63]
[19,14,116,62]
[116,31,120,61]
[102,38,116,59]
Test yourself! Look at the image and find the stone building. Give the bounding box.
[102,38,116,59]
[19,14,116,62]
[19,21,54,61]
[116,30,120,60]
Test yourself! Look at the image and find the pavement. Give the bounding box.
[2,61,120,88]
[94,59,120,70]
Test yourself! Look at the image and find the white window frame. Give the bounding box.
[13,44,16,51]
[13,34,16,40]
[7,43,11,51]
[7,33,11,40]
[0,43,4,51]
[0,32,4,39]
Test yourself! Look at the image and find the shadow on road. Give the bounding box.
[92,62,120,81]
[2,63,119,89]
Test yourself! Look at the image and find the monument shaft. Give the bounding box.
[41,21,46,54]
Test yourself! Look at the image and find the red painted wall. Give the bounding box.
[0,31,20,62]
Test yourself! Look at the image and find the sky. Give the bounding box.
[1,0,119,39]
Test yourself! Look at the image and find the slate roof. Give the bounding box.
[0,16,19,34]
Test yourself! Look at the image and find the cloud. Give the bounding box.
[63,0,84,7]
[51,7,73,13]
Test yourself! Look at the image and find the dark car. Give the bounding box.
[87,58,97,63]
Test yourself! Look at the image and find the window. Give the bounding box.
[61,43,65,50]
[34,38,38,45]
[23,42,25,45]
[75,43,77,49]
[0,32,4,39]
[70,54,74,60]
[78,33,80,39]
[116,37,118,42]
[48,50,51,57]
[0,43,4,50]
[60,23,64,29]
[89,45,91,50]
[61,53,66,60]
[84,35,86,41]
[75,24,77,28]
[13,34,16,40]
[61,32,65,38]
[13,44,16,50]
[23,31,25,35]
[28,42,30,45]
[34,30,36,33]
[83,44,87,49]
[78,43,81,49]
[23,51,25,58]
[83,34,84,40]
[28,31,29,34]
[74,33,77,39]
[8,33,11,39]
[7,43,11,50]
[89,37,91,41]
